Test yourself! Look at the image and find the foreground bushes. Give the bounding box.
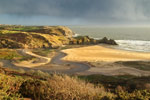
[1,67,150,100]
[20,79,49,100]
[19,75,112,100]
[19,74,150,100]
[116,90,150,100]
[0,73,23,100]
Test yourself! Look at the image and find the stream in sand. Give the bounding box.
[50,52,90,74]
[1,47,150,76]
[1,49,90,74]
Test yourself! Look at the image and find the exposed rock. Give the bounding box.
[71,36,94,45]
[108,39,118,45]
[70,36,117,45]
[0,39,23,48]
[90,39,99,44]
[99,37,118,45]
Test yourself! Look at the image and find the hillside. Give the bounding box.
[0,25,74,49]
[0,25,117,49]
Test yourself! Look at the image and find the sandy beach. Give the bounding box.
[61,45,150,76]
[62,45,150,62]
[6,45,150,76]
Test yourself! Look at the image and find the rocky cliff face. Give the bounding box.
[0,25,117,49]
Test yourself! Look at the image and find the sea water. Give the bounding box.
[68,26,150,52]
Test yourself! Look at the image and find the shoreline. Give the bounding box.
[104,40,150,53]
[1,44,150,76]
[61,45,150,76]
[62,45,150,62]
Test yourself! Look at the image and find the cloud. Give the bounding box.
[0,0,150,25]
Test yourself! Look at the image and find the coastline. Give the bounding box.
[61,45,150,76]
[62,45,150,62]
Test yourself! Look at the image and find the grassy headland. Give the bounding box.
[0,25,117,49]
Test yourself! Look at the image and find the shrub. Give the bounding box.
[19,74,112,100]
[115,90,150,100]
[19,79,49,100]
[0,73,23,100]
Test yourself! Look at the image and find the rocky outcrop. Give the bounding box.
[99,37,118,45]
[70,36,117,45]
[0,39,23,48]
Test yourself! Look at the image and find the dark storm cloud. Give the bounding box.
[0,0,150,25]
[0,0,92,17]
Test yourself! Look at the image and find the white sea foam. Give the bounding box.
[115,40,150,52]
[73,33,80,37]
[69,26,150,52]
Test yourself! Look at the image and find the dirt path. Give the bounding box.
[13,49,51,68]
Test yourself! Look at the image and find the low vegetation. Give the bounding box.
[0,25,74,49]
[0,49,22,60]
[90,61,150,71]
[79,75,150,92]
[0,66,150,100]
[32,48,55,57]
[116,61,150,71]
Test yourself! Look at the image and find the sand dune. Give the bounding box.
[62,45,150,62]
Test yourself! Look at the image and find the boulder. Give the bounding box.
[99,37,118,45]
[108,39,118,45]
[73,36,94,45]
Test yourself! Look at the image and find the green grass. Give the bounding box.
[0,49,35,61]
[12,26,41,32]
[116,61,150,71]
[17,55,36,62]
[32,48,55,56]
[0,73,24,100]
[0,49,22,60]
[0,30,20,34]
[78,74,150,92]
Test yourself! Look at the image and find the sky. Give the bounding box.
[0,0,150,26]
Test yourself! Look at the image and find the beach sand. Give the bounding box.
[62,45,150,62]
[62,45,150,76]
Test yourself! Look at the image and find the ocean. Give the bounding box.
[68,26,150,52]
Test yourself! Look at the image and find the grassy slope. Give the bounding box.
[0,25,73,49]
[0,49,22,60]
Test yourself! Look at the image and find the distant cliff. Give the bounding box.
[0,25,117,49]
